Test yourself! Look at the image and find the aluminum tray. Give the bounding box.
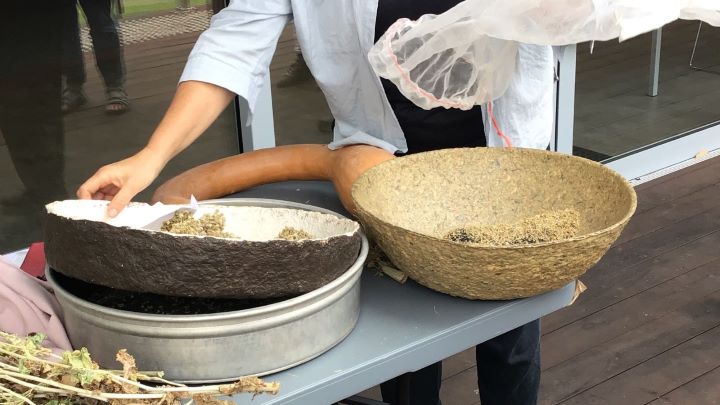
[46,198,368,383]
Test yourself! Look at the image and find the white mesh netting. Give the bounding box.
[369,0,720,111]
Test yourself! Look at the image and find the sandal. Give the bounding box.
[61,87,87,114]
[105,87,130,115]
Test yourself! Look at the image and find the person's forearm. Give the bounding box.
[143,80,235,164]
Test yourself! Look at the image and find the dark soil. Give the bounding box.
[51,270,296,315]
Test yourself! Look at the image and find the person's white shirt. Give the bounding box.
[180,0,555,153]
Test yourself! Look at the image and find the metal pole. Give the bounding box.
[554,44,577,155]
[648,28,662,97]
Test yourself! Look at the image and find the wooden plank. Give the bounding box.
[618,176,720,247]
[577,22,701,70]
[440,366,480,405]
[83,25,298,85]
[542,254,720,369]
[581,28,720,76]
[576,22,719,81]
[542,231,720,336]
[576,80,720,136]
[558,323,720,405]
[540,289,720,404]
[116,34,199,55]
[576,72,720,130]
[577,34,720,88]
[571,202,720,282]
[632,158,720,214]
[648,366,720,405]
[542,207,720,334]
[576,37,720,97]
[616,181,720,246]
[355,386,384,402]
[576,86,720,140]
[581,47,720,100]
[442,349,476,381]
[574,94,720,156]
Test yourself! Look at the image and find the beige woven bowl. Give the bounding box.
[351,148,637,300]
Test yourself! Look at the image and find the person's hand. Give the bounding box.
[76,148,166,217]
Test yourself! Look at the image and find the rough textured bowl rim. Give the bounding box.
[351,147,638,249]
[45,200,360,242]
[46,198,369,323]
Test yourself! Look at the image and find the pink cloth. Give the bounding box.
[0,256,72,350]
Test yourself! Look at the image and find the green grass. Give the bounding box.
[77,0,208,26]
[121,0,208,18]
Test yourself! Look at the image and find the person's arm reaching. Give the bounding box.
[76,81,234,217]
[76,0,292,217]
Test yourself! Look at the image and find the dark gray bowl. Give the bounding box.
[44,198,362,299]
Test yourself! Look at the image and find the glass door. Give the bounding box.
[0,0,240,251]
[570,20,720,178]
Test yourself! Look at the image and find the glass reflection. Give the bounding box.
[574,20,720,161]
[0,0,238,252]
[271,23,335,146]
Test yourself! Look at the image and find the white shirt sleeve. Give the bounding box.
[483,44,555,150]
[179,0,291,118]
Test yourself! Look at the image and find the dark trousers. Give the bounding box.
[0,0,68,204]
[380,320,541,405]
[62,0,124,89]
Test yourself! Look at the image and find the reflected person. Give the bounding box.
[0,0,67,235]
[62,0,129,114]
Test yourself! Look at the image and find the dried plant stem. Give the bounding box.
[0,361,20,372]
[0,383,37,405]
[106,373,153,390]
[0,331,280,403]
[0,371,106,399]
[139,375,185,386]
[0,347,65,370]
[1,375,107,402]
[1,347,174,393]
[2,368,279,401]
[0,334,61,360]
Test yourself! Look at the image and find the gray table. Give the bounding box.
[4,181,576,405]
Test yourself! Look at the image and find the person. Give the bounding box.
[1,0,68,233]
[77,1,554,404]
[62,0,129,114]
